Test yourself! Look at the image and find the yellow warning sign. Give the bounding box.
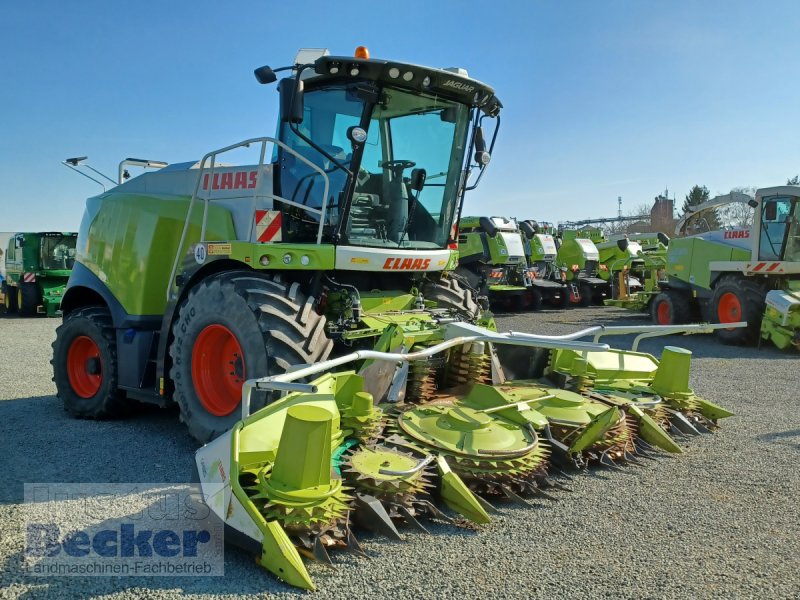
[208,243,232,255]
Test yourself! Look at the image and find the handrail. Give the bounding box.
[167,137,331,301]
[240,324,612,419]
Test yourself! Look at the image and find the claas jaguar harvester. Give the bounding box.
[652,187,800,349]
[49,46,741,591]
[51,47,500,442]
[3,232,77,316]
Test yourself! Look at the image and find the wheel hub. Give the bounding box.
[66,336,102,398]
[191,323,245,417]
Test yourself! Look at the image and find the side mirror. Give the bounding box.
[279,79,304,124]
[473,126,491,166]
[409,168,427,192]
[764,201,778,222]
[254,65,278,84]
[616,238,629,252]
[657,232,670,246]
[16,237,24,248]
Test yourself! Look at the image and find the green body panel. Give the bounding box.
[666,236,750,290]
[39,278,69,317]
[457,230,490,263]
[359,292,417,313]
[556,237,600,282]
[527,233,556,262]
[77,193,237,316]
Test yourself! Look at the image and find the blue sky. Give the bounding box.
[1,1,798,231]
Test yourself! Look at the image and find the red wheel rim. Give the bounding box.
[191,324,245,417]
[656,301,671,325]
[717,292,742,323]
[67,336,102,398]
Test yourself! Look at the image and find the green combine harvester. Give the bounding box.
[556,229,610,306]
[651,188,800,348]
[50,47,742,590]
[2,232,77,316]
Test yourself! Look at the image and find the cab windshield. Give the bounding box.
[41,235,77,270]
[278,84,470,248]
[759,196,800,261]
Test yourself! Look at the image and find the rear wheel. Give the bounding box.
[710,275,765,345]
[169,272,333,443]
[650,290,690,325]
[423,275,479,321]
[18,282,41,316]
[52,306,127,418]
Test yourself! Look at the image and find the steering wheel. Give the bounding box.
[382,159,416,173]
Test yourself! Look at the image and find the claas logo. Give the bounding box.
[202,171,258,191]
[382,257,431,270]
[724,230,750,239]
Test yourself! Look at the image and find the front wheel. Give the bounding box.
[169,272,333,443]
[650,290,690,325]
[527,288,543,311]
[52,306,127,418]
[2,284,17,314]
[578,282,593,307]
[423,275,480,321]
[710,275,765,345]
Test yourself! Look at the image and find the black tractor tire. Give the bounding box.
[2,284,17,313]
[593,286,608,306]
[18,282,41,317]
[169,272,334,443]
[52,306,127,418]
[423,275,480,321]
[709,275,766,345]
[650,290,691,325]
[528,288,543,311]
[557,286,572,308]
[578,282,593,307]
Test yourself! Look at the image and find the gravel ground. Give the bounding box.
[1,307,798,599]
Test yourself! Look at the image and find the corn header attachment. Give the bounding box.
[195,320,738,590]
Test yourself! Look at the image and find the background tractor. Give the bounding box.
[52,47,502,442]
[651,187,800,348]
[556,229,610,306]
[2,232,77,316]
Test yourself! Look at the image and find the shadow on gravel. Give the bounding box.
[756,429,800,450]
[0,395,194,505]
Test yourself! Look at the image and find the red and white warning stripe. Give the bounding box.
[750,262,782,273]
[255,210,282,243]
[23,272,36,283]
